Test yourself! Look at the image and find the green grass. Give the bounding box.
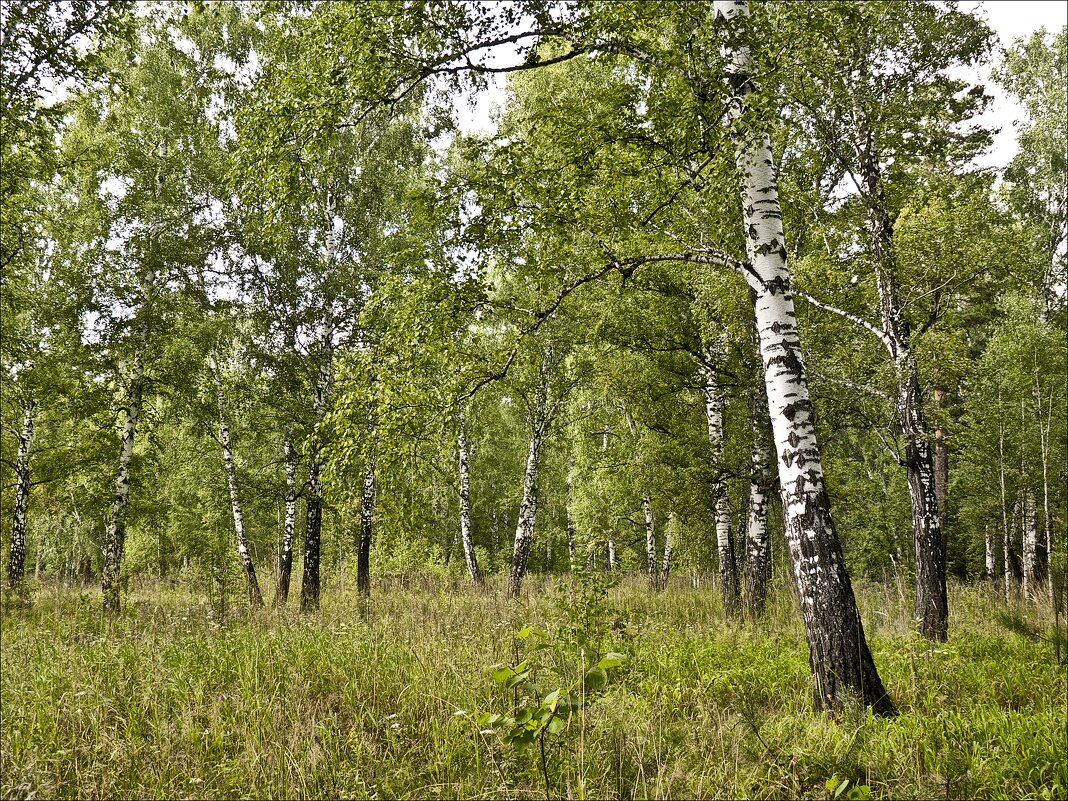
[1,576,1064,799]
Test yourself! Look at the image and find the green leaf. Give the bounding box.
[597,652,626,670]
[546,716,567,735]
[543,689,561,710]
[583,667,608,692]
[504,670,530,690]
[515,626,534,640]
[488,664,513,685]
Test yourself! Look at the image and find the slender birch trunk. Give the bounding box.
[716,0,895,714]
[457,411,483,585]
[357,456,375,597]
[7,396,34,593]
[698,344,739,617]
[506,354,549,598]
[998,405,1012,602]
[102,349,145,614]
[859,150,947,641]
[661,512,675,589]
[210,356,264,608]
[300,450,323,611]
[743,419,773,618]
[273,437,298,607]
[300,357,331,612]
[1022,489,1038,600]
[985,523,996,585]
[606,538,616,571]
[643,494,658,590]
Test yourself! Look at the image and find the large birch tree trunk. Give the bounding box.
[102,349,145,614]
[7,396,34,593]
[457,411,483,585]
[210,356,264,608]
[715,0,895,714]
[357,456,375,597]
[698,345,739,617]
[273,437,298,607]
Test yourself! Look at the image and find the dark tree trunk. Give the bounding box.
[300,453,322,612]
[357,457,375,597]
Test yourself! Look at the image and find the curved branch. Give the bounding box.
[793,289,894,356]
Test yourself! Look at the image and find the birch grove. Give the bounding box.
[2,0,1064,733]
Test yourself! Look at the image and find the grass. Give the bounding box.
[1,575,1065,799]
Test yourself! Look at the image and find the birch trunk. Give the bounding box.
[102,349,144,614]
[607,538,616,571]
[506,355,549,598]
[661,512,675,589]
[998,411,1016,601]
[300,360,330,612]
[273,437,298,607]
[743,421,773,618]
[357,456,375,597]
[644,494,658,590]
[300,452,322,611]
[860,147,948,641]
[457,411,483,585]
[716,0,895,714]
[985,523,995,585]
[7,397,34,592]
[698,347,739,617]
[210,357,264,608]
[1022,489,1038,600]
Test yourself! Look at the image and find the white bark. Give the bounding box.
[985,523,995,584]
[698,346,739,615]
[273,437,298,607]
[457,411,483,585]
[210,355,264,608]
[102,349,144,614]
[715,0,894,714]
[507,353,549,598]
[661,512,675,589]
[1022,489,1038,600]
[7,396,34,591]
[643,494,658,590]
[743,423,773,617]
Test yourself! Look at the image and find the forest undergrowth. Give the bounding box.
[1,576,1065,800]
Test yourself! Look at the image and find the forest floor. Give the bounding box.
[1,575,1065,800]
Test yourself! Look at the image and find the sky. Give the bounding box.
[452,0,1068,171]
